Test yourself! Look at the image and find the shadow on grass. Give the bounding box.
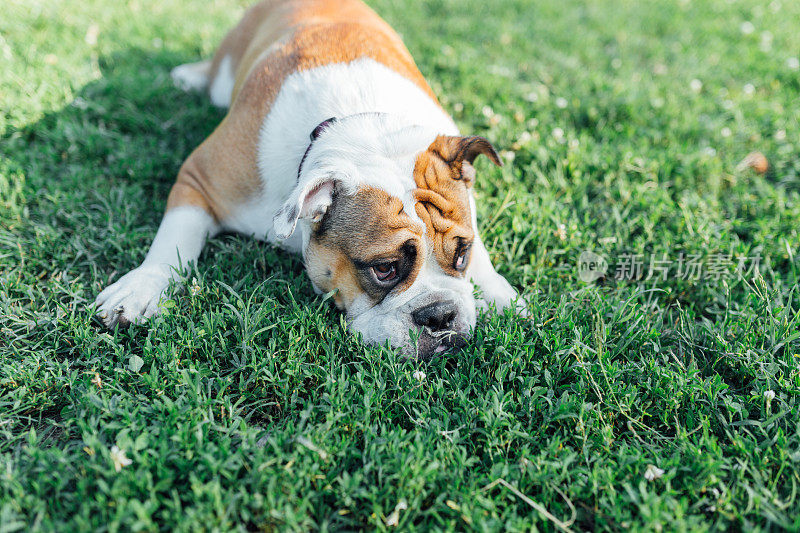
[1,47,331,438]
[4,44,316,310]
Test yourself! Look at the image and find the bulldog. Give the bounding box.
[95,0,523,357]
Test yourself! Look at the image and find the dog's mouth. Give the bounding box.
[417,329,469,359]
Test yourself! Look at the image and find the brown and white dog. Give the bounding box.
[95,0,523,357]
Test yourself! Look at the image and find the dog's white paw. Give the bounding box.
[476,273,528,317]
[95,265,173,328]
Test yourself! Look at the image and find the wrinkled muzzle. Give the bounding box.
[349,285,477,359]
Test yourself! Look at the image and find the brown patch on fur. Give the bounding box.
[413,135,501,275]
[167,0,438,219]
[166,181,213,213]
[305,186,424,310]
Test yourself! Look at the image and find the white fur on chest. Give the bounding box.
[222,58,458,249]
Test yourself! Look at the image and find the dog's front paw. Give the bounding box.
[94,265,172,328]
[476,273,528,317]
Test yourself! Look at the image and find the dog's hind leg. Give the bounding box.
[171,56,235,108]
[171,60,212,92]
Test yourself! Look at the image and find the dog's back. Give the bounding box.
[174,0,437,109]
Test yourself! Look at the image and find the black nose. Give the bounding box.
[412,300,457,331]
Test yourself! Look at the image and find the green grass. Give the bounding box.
[2,0,800,530]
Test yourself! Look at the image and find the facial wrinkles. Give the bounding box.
[412,144,474,276]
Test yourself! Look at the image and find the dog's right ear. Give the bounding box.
[426,135,502,187]
[273,174,340,239]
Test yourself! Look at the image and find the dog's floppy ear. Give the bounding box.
[273,174,340,239]
[431,135,502,185]
[456,136,503,167]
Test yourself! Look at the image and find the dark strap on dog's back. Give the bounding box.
[310,117,337,141]
[296,112,390,181]
[297,117,337,181]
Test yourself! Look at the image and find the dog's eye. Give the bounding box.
[372,262,399,283]
[453,242,471,272]
[454,251,468,271]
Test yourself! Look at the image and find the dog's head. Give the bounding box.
[273,115,500,358]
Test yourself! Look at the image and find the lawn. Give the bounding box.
[2,0,800,530]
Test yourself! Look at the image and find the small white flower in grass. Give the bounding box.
[703,147,717,157]
[555,97,568,109]
[611,58,622,69]
[787,57,800,71]
[85,23,99,46]
[760,31,773,51]
[412,370,426,381]
[644,464,664,481]
[489,64,513,77]
[512,131,533,150]
[481,105,494,118]
[740,21,755,35]
[452,102,464,113]
[110,445,132,472]
[555,223,567,241]
[552,127,565,142]
[500,150,515,163]
[763,390,776,401]
[743,83,755,96]
[190,277,201,296]
[775,129,786,141]
[690,79,703,93]
[721,127,732,138]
